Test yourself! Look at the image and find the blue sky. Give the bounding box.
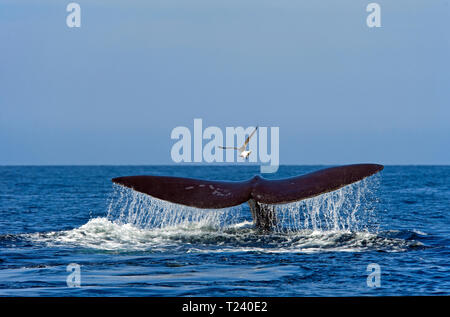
[1,0,449,165]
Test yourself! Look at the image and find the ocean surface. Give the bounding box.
[0,165,448,296]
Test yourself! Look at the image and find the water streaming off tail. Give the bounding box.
[107,176,380,233]
[106,185,244,230]
[266,177,380,233]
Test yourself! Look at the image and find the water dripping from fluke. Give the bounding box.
[107,175,380,235]
[107,184,245,231]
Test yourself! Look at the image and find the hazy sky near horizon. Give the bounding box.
[1,0,449,165]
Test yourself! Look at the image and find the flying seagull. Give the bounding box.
[218,126,258,159]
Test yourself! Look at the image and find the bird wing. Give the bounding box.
[218,146,240,150]
[241,126,258,149]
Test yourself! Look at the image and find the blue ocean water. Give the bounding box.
[0,166,448,296]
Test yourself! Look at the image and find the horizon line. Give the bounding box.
[1,163,449,167]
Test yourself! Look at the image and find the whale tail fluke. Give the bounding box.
[112,164,384,230]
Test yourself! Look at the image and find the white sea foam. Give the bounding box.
[28,217,420,254]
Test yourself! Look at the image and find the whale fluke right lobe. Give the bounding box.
[251,163,384,204]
